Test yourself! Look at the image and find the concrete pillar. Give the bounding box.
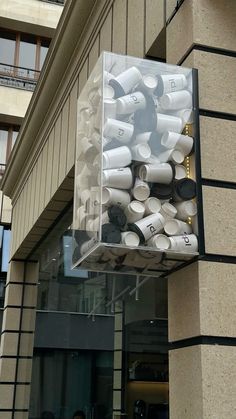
[166,1,236,418]
[0,261,39,419]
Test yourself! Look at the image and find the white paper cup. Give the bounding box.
[161,131,193,156]
[102,187,131,208]
[102,167,133,189]
[116,91,146,114]
[103,84,115,99]
[133,132,152,145]
[164,219,192,236]
[124,200,145,223]
[174,200,197,221]
[156,113,183,134]
[156,73,187,96]
[111,66,142,95]
[169,234,198,252]
[131,143,151,161]
[104,98,117,119]
[121,231,140,246]
[175,164,187,180]
[132,177,150,201]
[147,234,171,250]
[103,146,132,169]
[139,163,174,184]
[158,149,185,164]
[129,213,165,242]
[141,74,158,94]
[176,109,193,129]
[160,90,192,111]
[104,118,134,143]
[144,197,162,215]
[159,202,177,220]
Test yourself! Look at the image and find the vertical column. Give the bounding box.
[112,301,126,419]
[166,1,236,418]
[0,261,39,419]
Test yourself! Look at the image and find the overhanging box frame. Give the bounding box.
[72,52,201,277]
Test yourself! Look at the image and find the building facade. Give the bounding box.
[0,0,236,418]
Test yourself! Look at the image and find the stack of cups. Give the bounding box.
[75,59,198,261]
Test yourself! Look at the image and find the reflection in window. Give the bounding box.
[0,125,20,177]
[0,30,16,66]
[30,349,113,419]
[19,34,37,70]
[0,128,8,165]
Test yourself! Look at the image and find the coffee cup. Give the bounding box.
[103,167,133,189]
[102,187,131,209]
[104,118,134,143]
[164,219,192,236]
[160,90,192,111]
[169,234,198,252]
[124,200,145,223]
[103,146,132,169]
[128,213,165,243]
[132,177,150,201]
[156,73,187,96]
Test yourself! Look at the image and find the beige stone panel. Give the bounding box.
[200,116,236,182]
[169,346,203,419]
[88,36,99,75]
[0,384,14,409]
[0,413,12,419]
[23,175,31,237]
[100,8,112,53]
[78,59,88,94]
[112,0,127,54]
[21,308,36,331]
[193,0,236,52]
[202,186,236,256]
[15,384,30,410]
[0,86,32,119]
[38,141,48,216]
[201,345,236,419]
[182,50,236,114]
[169,260,236,341]
[25,261,39,285]
[17,359,32,382]
[114,332,122,350]
[23,284,38,307]
[167,0,236,64]
[0,332,19,356]
[13,413,28,419]
[168,262,200,342]
[66,81,78,173]
[167,0,194,64]
[166,0,178,20]
[127,0,145,57]
[114,313,123,331]
[28,163,37,233]
[19,333,34,357]
[0,0,62,32]
[33,153,43,224]
[2,307,21,330]
[45,126,55,202]
[113,370,122,389]
[58,97,69,185]
[6,260,24,284]
[199,262,236,337]
[145,0,164,53]
[4,283,23,306]
[114,351,122,368]
[113,390,122,410]
[0,358,16,382]
[1,194,12,224]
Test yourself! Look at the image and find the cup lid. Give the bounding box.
[176,178,196,200]
[122,231,140,246]
[164,219,179,235]
[102,223,121,243]
[145,197,161,213]
[185,200,197,216]
[108,205,127,227]
[129,200,145,214]
[162,202,177,218]
[151,183,173,200]
[142,74,158,90]
[153,234,171,250]
[175,164,187,179]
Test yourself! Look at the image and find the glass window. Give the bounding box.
[12,128,19,148]
[29,349,113,419]
[0,30,16,66]
[19,34,36,70]
[0,128,8,165]
[39,39,50,70]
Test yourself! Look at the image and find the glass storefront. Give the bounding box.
[29,205,169,418]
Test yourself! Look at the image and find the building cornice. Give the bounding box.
[1,0,96,199]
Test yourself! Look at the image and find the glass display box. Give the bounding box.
[72,52,199,276]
